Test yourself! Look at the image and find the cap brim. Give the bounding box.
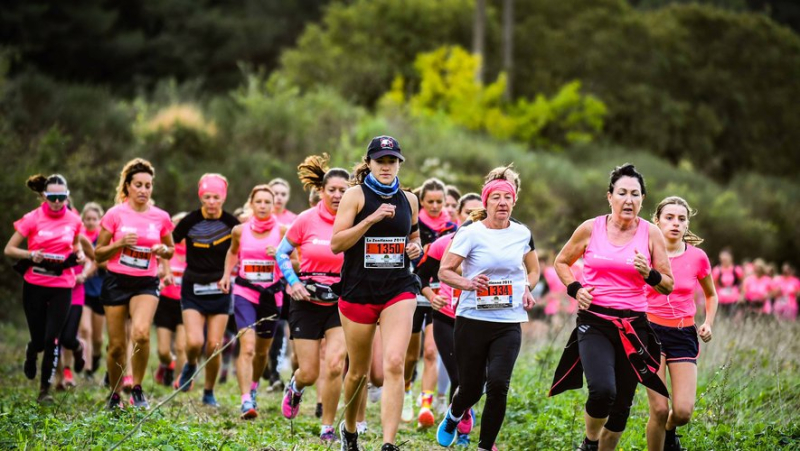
[368,150,405,162]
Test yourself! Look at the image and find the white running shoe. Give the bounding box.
[401,390,414,423]
[368,383,382,404]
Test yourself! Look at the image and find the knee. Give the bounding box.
[297,366,319,385]
[186,335,204,352]
[130,327,150,346]
[205,341,223,356]
[423,345,438,363]
[650,403,670,425]
[672,405,694,426]
[107,341,126,360]
[384,352,405,377]
[326,357,345,379]
[485,376,511,399]
[605,407,631,433]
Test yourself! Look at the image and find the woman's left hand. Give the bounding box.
[522,287,537,311]
[698,323,713,342]
[406,242,422,260]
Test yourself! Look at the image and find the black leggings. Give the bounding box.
[22,282,72,390]
[578,323,641,432]
[432,312,458,401]
[58,304,83,351]
[451,316,522,449]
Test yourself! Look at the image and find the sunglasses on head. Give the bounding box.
[44,192,69,202]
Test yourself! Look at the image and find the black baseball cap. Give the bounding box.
[366,135,404,162]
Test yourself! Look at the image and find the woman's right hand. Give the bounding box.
[118,233,138,248]
[576,286,595,310]
[29,249,44,263]
[466,274,490,292]
[366,203,396,224]
[290,281,311,301]
[218,276,231,294]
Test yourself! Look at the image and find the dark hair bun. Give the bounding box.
[26,174,48,193]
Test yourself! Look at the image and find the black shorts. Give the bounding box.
[101,272,160,306]
[289,300,341,340]
[180,283,232,316]
[650,322,699,364]
[412,305,433,333]
[154,296,183,332]
[85,295,105,316]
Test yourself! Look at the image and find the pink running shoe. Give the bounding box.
[281,377,303,419]
[457,407,474,435]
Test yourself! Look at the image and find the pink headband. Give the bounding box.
[481,179,516,207]
[198,174,228,199]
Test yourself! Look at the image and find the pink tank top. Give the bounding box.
[583,215,651,312]
[234,220,283,306]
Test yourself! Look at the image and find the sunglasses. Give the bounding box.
[44,192,69,203]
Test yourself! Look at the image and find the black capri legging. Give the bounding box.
[58,303,83,351]
[450,316,522,450]
[578,319,644,432]
[22,282,72,390]
[432,311,457,401]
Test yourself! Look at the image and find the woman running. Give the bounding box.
[154,212,188,387]
[275,154,349,441]
[742,258,772,318]
[173,174,239,407]
[219,184,285,419]
[331,135,422,451]
[95,158,175,409]
[550,163,674,451]
[711,248,742,319]
[444,185,462,226]
[415,192,482,446]
[5,174,86,403]
[435,167,539,451]
[79,202,107,379]
[772,263,799,321]
[404,178,456,427]
[644,196,718,451]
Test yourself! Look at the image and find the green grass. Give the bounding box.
[0,316,798,450]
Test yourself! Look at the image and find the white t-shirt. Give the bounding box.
[449,220,533,323]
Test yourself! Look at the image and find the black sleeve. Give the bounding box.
[415,255,442,289]
[510,217,535,250]
[222,211,241,229]
[172,210,200,243]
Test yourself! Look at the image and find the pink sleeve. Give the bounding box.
[697,249,711,280]
[285,215,306,244]
[13,212,34,237]
[161,211,175,237]
[101,208,118,233]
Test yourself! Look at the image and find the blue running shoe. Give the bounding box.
[436,408,461,447]
[455,433,471,448]
[178,363,196,392]
[202,390,219,407]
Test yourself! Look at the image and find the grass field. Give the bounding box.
[0,315,798,450]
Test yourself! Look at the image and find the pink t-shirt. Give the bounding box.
[583,215,651,312]
[646,245,710,319]
[285,204,343,286]
[743,274,773,303]
[712,265,742,305]
[544,266,566,294]
[234,220,284,306]
[774,275,800,300]
[14,205,83,288]
[274,209,297,226]
[101,202,174,278]
[161,243,186,300]
[427,233,456,318]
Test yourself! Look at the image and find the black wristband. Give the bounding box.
[645,269,662,286]
[567,281,583,299]
[410,223,419,233]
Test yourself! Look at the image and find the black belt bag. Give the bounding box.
[297,272,340,303]
[13,253,81,276]
[234,277,285,318]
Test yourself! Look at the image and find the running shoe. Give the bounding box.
[155,364,167,385]
[63,367,76,388]
[73,342,86,373]
[436,408,460,447]
[202,391,219,407]
[339,421,359,451]
[267,373,285,393]
[178,363,196,392]
[368,383,382,403]
[219,367,229,384]
[107,392,124,410]
[356,421,368,435]
[457,408,474,435]
[320,425,336,443]
[240,399,258,420]
[435,394,448,416]
[491,444,499,451]
[163,361,175,387]
[129,385,150,409]
[315,402,323,418]
[418,406,435,428]
[103,372,110,388]
[24,344,37,380]
[250,388,259,409]
[281,377,304,419]
[664,432,686,451]
[122,375,133,393]
[576,437,599,451]
[401,390,414,423]
[381,444,400,451]
[36,389,54,405]
[455,433,470,448]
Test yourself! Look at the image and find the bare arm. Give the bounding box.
[4,231,32,260]
[697,274,718,342]
[95,228,127,263]
[219,225,242,293]
[438,252,489,292]
[522,250,540,310]
[404,191,422,260]
[555,220,595,309]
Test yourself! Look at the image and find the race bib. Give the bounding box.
[430,282,441,295]
[120,245,151,270]
[172,269,184,287]
[193,282,224,296]
[476,279,514,310]
[242,259,275,282]
[32,253,66,277]
[364,237,405,269]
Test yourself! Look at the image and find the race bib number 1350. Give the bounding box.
[364,237,405,269]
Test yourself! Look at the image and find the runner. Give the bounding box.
[219,184,286,419]
[173,174,239,407]
[772,263,799,321]
[711,248,742,319]
[5,174,85,403]
[331,135,422,451]
[78,202,107,379]
[644,196,718,451]
[549,163,674,451]
[415,192,481,447]
[435,167,539,451]
[275,154,349,441]
[445,185,462,226]
[154,212,188,388]
[405,178,456,427]
[742,258,772,318]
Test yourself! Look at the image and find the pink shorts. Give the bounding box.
[339,292,416,324]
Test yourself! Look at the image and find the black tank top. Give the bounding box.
[339,186,420,304]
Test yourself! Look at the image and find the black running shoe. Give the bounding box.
[577,437,599,451]
[339,421,359,451]
[24,344,37,380]
[73,343,86,373]
[107,392,124,410]
[381,444,401,451]
[315,402,323,418]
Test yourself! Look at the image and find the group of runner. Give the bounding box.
[6,137,797,450]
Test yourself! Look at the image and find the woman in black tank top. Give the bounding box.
[331,136,422,451]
